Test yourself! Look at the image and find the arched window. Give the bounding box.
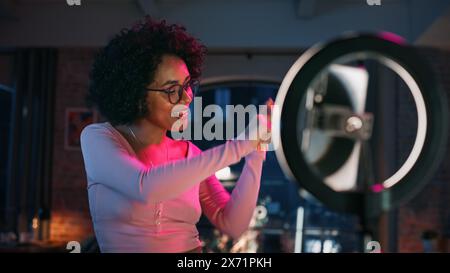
[189,79,360,253]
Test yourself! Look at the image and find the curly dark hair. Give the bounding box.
[87,16,207,125]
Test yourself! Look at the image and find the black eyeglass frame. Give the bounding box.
[145,78,200,104]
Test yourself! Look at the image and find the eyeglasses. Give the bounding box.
[146,78,199,105]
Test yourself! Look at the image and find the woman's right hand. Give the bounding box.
[241,98,273,151]
[256,98,273,151]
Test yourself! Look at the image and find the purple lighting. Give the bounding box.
[378,31,407,45]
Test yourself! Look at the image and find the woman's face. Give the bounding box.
[144,54,193,131]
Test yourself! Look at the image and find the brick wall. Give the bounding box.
[397,47,450,252]
[50,48,97,244]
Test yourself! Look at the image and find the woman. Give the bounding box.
[80,16,272,253]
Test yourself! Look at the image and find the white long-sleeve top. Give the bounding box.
[80,122,265,253]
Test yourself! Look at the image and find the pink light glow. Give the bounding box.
[378,31,406,45]
[371,183,385,193]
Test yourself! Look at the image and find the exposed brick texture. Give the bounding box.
[397,47,450,252]
[50,48,97,244]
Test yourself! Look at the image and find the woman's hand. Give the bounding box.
[256,98,273,151]
[239,98,273,151]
